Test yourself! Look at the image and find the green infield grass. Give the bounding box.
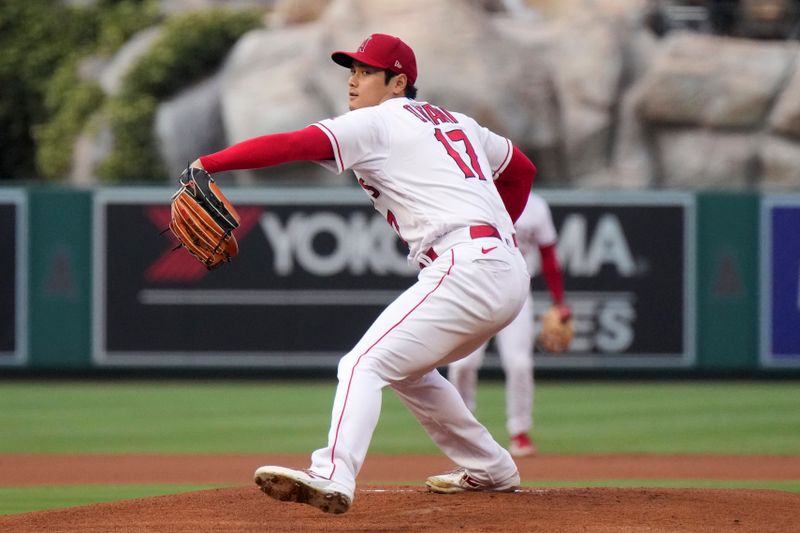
[1,380,798,515]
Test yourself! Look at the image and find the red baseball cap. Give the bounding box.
[332,33,417,85]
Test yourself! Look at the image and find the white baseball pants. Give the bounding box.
[309,235,529,496]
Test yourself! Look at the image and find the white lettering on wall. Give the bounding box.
[260,211,413,276]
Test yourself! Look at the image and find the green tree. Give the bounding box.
[0,0,160,181]
[99,9,261,181]
[0,1,97,179]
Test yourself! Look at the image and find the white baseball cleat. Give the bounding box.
[425,467,520,494]
[254,465,353,514]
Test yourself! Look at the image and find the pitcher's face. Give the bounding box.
[347,62,401,110]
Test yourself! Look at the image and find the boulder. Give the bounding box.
[268,0,330,27]
[70,116,113,186]
[637,33,791,129]
[83,0,800,190]
[219,25,336,183]
[768,50,800,138]
[656,129,756,188]
[607,82,655,188]
[154,74,227,176]
[99,27,163,96]
[760,134,800,188]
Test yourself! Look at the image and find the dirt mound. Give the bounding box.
[2,454,798,531]
[1,486,796,532]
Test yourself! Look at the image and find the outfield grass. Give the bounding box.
[0,485,223,515]
[2,380,799,454]
[1,380,798,515]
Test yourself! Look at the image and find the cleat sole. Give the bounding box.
[255,472,351,514]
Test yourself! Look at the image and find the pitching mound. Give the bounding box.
[0,485,796,532]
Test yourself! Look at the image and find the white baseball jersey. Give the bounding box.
[515,192,557,271]
[313,97,516,265]
[300,96,531,498]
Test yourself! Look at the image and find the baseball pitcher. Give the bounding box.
[181,33,537,514]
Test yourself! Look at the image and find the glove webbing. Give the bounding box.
[179,167,240,231]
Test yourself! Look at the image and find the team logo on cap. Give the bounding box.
[358,36,372,53]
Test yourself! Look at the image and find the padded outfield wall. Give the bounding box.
[0,186,795,375]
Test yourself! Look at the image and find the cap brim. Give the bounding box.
[331,51,388,71]
[331,51,354,68]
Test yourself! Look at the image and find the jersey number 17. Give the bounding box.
[434,128,487,181]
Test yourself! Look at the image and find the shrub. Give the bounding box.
[29,0,161,180]
[123,9,262,99]
[34,57,105,179]
[98,8,262,182]
[7,1,259,182]
[95,0,162,55]
[99,94,162,181]
[0,1,98,179]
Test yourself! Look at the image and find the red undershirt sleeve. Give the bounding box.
[539,243,565,305]
[494,145,536,223]
[199,125,334,173]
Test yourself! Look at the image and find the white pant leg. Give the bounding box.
[447,343,487,413]
[495,293,535,436]
[309,350,388,492]
[309,241,529,493]
[391,369,518,485]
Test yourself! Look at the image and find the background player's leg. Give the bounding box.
[495,294,535,442]
[447,343,487,412]
[392,370,519,485]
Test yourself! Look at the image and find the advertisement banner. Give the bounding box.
[760,195,800,368]
[93,188,694,368]
[531,191,695,368]
[0,190,27,366]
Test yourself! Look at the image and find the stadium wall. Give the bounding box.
[1,186,797,376]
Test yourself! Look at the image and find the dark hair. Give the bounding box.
[384,70,417,99]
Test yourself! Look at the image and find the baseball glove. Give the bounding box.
[168,165,240,269]
[536,304,573,354]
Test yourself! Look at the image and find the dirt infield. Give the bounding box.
[1,454,798,532]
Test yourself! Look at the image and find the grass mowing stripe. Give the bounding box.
[0,381,336,453]
[1,381,798,454]
[0,484,226,515]
[515,382,800,454]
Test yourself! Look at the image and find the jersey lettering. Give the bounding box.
[422,104,456,125]
[434,128,487,180]
[440,107,458,123]
[386,209,408,245]
[403,103,459,125]
[403,104,429,123]
[358,177,380,198]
